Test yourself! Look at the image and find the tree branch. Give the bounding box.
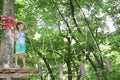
[69,0,83,34]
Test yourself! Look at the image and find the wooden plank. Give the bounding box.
[0,68,3,72]
[0,73,29,78]
[58,64,64,79]
[0,68,37,73]
[104,58,113,72]
[38,62,43,76]
[80,63,86,77]
[16,69,36,73]
[0,68,37,78]
[2,68,16,73]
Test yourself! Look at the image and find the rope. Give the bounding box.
[84,27,88,62]
[45,26,58,65]
[62,37,66,63]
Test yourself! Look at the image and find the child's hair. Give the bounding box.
[16,21,24,30]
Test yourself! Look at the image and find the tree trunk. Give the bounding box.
[0,0,14,80]
[86,53,101,80]
[66,61,72,80]
[66,37,72,80]
[0,0,14,65]
[69,0,82,34]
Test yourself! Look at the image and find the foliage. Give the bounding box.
[0,0,120,80]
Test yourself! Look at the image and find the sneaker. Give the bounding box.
[23,65,29,69]
[15,65,20,68]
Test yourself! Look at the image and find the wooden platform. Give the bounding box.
[0,68,37,78]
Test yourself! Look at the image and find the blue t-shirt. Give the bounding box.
[16,31,26,44]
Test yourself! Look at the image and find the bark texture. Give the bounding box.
[0,0,14,80]
[0,0,14,65]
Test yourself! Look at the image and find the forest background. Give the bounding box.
[0,0,120,80]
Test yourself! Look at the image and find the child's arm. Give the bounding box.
[14,30,17,39]
[11,30,17,39]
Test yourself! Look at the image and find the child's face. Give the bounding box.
[18,24,24,31]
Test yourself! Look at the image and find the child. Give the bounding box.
[14,21,34,68]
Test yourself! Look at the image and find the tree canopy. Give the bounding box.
[0,0,120,80]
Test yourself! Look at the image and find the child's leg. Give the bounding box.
[15,54,19,65]
[21,53,26,66]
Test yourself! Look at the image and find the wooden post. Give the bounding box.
[104,58,113,72]
[58,64,63,79]
[38,62,43,76]
[80,63,86,77]
[0,0,14,80]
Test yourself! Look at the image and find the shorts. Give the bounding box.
[16,43,26,54]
